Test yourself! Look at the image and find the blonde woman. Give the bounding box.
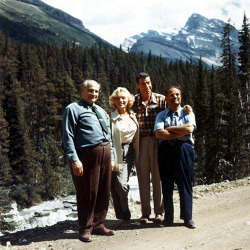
[109,87,139,226]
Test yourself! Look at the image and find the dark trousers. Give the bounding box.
[111,143,134,221]
[71,144,111,234]
[158,141,196,223]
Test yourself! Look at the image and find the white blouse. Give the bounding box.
[119,115,137,144]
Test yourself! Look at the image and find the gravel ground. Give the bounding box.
[0,177,249,250]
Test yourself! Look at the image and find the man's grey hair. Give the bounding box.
[81,80,100,88]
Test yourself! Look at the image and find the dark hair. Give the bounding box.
[136,72,150,83]
[165,85,182,96]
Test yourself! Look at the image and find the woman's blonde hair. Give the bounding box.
[109,87,135,109]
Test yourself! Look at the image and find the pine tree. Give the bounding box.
[39,135,61,200]
[237,13,250,178]
[238,13,250,84]
[0,105,12,185]
[0,85,13,227]
[217,19,243,181]
[82,49,94,79]
[0,55,12,186]
[193,57,209,182]
[238,13,250,130]
[182,60,195,107]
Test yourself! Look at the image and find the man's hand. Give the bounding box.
[71,160,84,176]
[184,105,193,114]
[111,160,116,171]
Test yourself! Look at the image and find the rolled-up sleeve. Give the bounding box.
[185,113,197,130]
[62,106,79,162]
[154,111,165,132]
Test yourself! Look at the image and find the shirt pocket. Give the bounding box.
[78,112,95,128]
[164,118,171,128]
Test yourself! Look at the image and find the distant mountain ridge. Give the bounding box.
[122,14,239,67]
[15,0,88,32]
[0,0,114,48]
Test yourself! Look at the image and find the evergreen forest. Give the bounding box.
[0,15,249,223]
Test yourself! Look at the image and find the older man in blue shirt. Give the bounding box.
[154,86,196,229]
[62,80,115,242]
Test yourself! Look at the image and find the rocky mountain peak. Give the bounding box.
[184,13,207,30]
[123,13,239,67]
[183,13,228,37]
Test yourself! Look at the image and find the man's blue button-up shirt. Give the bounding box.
[154,107,196,145]
[62,98,113,162]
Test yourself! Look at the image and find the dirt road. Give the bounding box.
[1,178,249,250]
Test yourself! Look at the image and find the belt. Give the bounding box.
[140,134,154,137]
[121,142,132,147]
[99,141,110,146]
[77,141,110,151]
[160,140,192,146]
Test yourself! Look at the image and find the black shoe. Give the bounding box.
[159,220,174,227]
[184,219,196,229]
[155,214,163,223]
[140,215,149,224]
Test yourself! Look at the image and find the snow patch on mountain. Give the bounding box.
[122,27,178,51]
[122,13,239,67]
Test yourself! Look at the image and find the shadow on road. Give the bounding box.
[0,218,185,247]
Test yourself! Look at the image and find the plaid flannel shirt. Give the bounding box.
[132,93,166,136]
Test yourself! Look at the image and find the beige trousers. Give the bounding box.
[136,136,163,216]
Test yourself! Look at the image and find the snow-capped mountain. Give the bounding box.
[122,14,239,67]
[122,27,179,52]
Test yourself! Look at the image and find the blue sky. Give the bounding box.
[42,0,249,46]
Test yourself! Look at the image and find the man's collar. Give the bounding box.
[138,92,157,104]
[78,98,93,107]
[151,93,157,103]
[166,107,182,116]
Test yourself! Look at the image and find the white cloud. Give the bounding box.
[42,0,249,46]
